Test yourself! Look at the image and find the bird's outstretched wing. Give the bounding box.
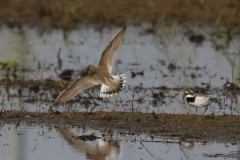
[53,75,100,105]
[98,26,126,73]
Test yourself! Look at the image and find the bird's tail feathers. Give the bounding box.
[210,97,220,104]
[100,74,126,98]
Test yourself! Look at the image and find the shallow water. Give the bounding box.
[0,123,239,160]
[0,23,240,115]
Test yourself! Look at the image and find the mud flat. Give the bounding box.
[1,111,240,142]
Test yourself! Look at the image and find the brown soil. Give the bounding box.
[2,111,240,142]
[0,0,240,27]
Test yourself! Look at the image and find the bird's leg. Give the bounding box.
[201,107,208,116]
[195,108,197,115]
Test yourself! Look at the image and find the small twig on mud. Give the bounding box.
[99,113,107,119]
[141,122,169,143]
[6,111,20,120]
[83,113,89,119]
[39,118,45,123]
[117,115,125,124]
[94,113,107,125]
[66,113,72,119]
[43,113,51,121]
[161,118,167,124]
[13,115,19,120]
[57,120,65,125]
[11,110,27,113]
[130,125,137,129]
[165,113,170,118]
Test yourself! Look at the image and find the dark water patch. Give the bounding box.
[189,34,205,44]
[204,151,240,158]
[59,69,74,81]
[131,71,144,78]
[29,85,40,93]
[73,135,101,141]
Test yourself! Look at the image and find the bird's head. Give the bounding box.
[184,90,196,98]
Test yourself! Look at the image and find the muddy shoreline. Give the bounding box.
[2,111,240,142]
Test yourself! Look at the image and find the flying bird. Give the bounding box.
[54,27,127,106]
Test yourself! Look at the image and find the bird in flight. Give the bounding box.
[54,27,127,106]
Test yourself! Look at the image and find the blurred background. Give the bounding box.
[0,0,240,27]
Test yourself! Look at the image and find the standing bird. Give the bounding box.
[53,27,127,106]
[184,90,219,115]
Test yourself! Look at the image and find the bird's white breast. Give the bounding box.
[186,94,196,98]
[189,96,212,108]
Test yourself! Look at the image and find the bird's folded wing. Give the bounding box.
[54,76,100,105]
[98,26,126,73]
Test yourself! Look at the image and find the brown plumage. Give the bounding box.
[54,27,127,106]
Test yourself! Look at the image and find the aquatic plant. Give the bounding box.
[180,79,198,93]
[213,7,240,46]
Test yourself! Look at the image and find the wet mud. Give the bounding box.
[2,111,240,142]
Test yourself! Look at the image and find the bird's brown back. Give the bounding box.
[90,66,112,83]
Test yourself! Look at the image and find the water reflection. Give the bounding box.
[0,124,239,160]
[57,127,121,160]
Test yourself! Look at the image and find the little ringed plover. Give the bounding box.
[184,90,219,115]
